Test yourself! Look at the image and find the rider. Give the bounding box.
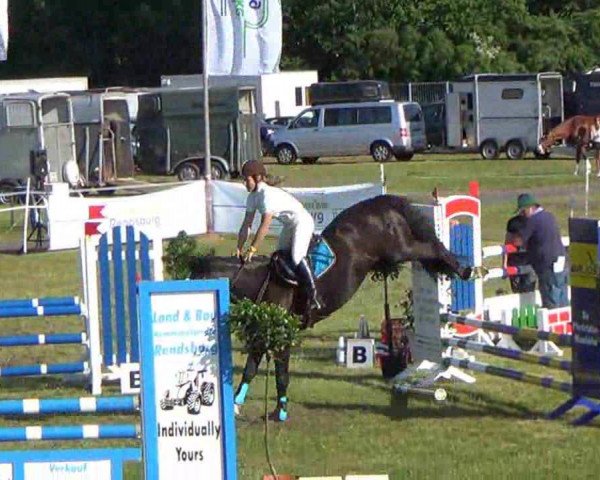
[236,159,321,311]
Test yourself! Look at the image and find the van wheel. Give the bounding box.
[480,140,499,160]
[301,157,319,164]
[506,140,525,160]
[176,162,201,181]
[394,153,414,162]
[276,145,297,165]
[371,142,393,162]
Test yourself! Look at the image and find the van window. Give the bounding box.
[6,102,35,127]
[292,109,320,128]
[501,88,523,100]
[402,104,423,122]
[358,106,392,124]
[41,97,70,124]
[324,107,358,127]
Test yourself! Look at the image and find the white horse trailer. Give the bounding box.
[446,73,564,159]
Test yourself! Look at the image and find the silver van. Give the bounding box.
[270,101,426,164]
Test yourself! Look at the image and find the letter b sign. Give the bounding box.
[346,339,374,369]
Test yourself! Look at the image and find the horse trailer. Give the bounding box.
[135,85,261,180]
[0,92,79,191]
[444,72,564,159]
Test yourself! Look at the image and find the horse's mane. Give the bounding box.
[192,254,269,278]
[323,194,439,244]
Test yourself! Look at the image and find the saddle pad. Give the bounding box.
[309,237,336,279]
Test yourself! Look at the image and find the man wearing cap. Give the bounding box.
[514,193,568,308]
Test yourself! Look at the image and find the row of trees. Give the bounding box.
[1,0,600,87]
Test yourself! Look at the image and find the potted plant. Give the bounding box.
[229,299,301,480]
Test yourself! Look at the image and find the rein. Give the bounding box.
[230,259,272,304]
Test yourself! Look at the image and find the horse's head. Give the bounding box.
[536,135,552,154]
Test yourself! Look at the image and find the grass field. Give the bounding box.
[1,154,600,479]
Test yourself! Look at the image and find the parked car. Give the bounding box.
[260,116,294,155]
[270,101,426,164]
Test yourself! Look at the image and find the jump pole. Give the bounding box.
[443,357,572,394]
[442,338,572,372]
[442,313,572,347]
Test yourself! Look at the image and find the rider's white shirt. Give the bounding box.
[592,126,600,142]
[246,182,311,226]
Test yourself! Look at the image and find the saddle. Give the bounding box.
[270,235,336,286]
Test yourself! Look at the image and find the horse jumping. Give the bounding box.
[536,115,598,175]
[191,194,472,421]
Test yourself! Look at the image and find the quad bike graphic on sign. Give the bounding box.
[160,363,215,415]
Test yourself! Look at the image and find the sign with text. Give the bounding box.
[138,280,236,480]
[568,218,600,400]
[0,448,140,480]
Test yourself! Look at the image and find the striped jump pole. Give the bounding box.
[0,396,139,415]
[0,362,88,377]
[442,337,572,372]
[443,357,572,394]
[0,297,80,309]
[0,424,140,442]
[0,304,83,318]
[442,313,573,347]
[0,332,86,347]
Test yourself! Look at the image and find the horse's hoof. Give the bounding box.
[268,408,289,422]
[460,267,473,280]
[234,404,241,416]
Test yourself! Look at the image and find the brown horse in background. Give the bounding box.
[536,115,598,175]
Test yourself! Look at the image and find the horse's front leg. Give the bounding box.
[234,349,264,414]
[272,347,291,422]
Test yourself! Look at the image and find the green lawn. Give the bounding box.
[1,154,600,479]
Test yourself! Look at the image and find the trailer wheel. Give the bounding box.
[210,161,228,180]
[505,140,525,160]
[176,162,201,181]
[480,140,499,160]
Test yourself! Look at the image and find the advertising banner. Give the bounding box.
[207,0,282,75]
[46,182,207,251]
[138,279,236,480]
[568,218,600,400]
[211,180,385,234]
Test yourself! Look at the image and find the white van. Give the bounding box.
[270,101,426,164]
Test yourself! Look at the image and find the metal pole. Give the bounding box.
[202,0,214,232]
[203,0,211,180]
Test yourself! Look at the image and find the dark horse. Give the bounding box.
[191,195,472,421]
[537,115,598,175]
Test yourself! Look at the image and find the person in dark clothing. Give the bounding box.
[515,193,568,308]
[505,214,536,293]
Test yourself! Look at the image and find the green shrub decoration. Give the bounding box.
[229,299,302,356]
[163,231,214,280]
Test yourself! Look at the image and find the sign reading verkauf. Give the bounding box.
[138,279,236,480]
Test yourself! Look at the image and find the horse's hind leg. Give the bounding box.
[234,350,264,413]
[272,347,291,422]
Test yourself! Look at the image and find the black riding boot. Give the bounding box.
[295,258,322,311]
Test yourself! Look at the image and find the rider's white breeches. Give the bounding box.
[277,213,315,266]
